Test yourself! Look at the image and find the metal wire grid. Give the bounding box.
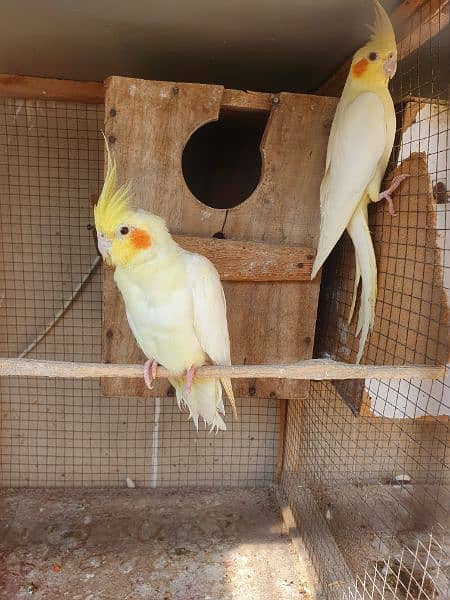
[281,5,450,599]
[363,2,450,416]
[0,97,279,488]
[282,380,450,599]
[0,7,446,599]
[343,533,449,600]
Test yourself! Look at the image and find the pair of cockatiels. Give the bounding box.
[311,0,405,363]
[94,0,401,431]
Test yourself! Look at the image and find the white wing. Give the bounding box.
[180,250,231,367]
[312,92,386,278]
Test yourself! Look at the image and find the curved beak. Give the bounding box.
[97,232,112,260]
[383,53,397,79]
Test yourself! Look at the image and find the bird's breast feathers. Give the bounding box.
[114,263,206,374]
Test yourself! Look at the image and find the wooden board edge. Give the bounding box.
[173,235,315,281]
[0,74,104,103]
[0,74,277,114]
[275,398,288,483]
[221,88,273,113]
[274,490,326,599]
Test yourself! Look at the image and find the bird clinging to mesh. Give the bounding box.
[311,0,408,363]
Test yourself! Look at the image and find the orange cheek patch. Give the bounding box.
[130,228,152,250]
[353,58,368,78]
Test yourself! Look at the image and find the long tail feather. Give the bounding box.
[220,376,237,418]
[170,376,227,432]
[348,257,361,325]
[346,204,377,364]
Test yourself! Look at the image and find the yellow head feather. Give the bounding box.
[366,0,396,53]
[94,135,133,236]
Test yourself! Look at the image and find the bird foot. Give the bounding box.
[143,358,158,389]
[379,174,410,216]
[185,366,196,397]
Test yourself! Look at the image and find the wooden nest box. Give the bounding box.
[102,76,338,399]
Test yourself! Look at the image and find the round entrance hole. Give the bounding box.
[182,110,268,210]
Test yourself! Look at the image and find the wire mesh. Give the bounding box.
[281,3,449,599]
[0,97,279,488]
[0,4,448,600]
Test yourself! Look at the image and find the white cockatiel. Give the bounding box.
[94,144,236,432]
[311,0,407,363]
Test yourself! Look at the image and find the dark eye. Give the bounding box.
[120,226,129,235]
[369,52,377,61]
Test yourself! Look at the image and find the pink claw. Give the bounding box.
[379,174,410,216]
[144,358,158,389]
[185,366,196,397]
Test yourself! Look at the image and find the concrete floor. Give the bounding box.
[0,487,312,600]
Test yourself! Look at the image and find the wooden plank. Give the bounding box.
[0,358,445,381]
[275,398,288,483]
[172,235,315,281]
[393,0,432,27]
[275,488,325,600]
[103,76,338,399]
[221,92,338,400]
[221,88,273,113]
[316,0,449,97]
[0,74,104,103]
[0,73,274,114]
[367,153,449,366]
[397,0,449,62]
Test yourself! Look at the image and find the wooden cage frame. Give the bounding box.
[0,71,446,385]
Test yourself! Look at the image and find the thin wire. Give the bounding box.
[18,256,101,358]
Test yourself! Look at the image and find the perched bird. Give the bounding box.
[94,143,236,431]
[311,0,407,363]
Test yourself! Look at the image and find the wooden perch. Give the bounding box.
[0,358,444,382]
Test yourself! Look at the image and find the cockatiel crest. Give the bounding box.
[350,0,397,84]
[94,140,132,237]
[94,141,170,269]
[94,138,236,432]
[369,0,396,52]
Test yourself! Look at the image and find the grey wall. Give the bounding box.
[1,0,398,92]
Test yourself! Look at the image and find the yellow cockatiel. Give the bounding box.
[311,0,407,363]
[94,145,236,432]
